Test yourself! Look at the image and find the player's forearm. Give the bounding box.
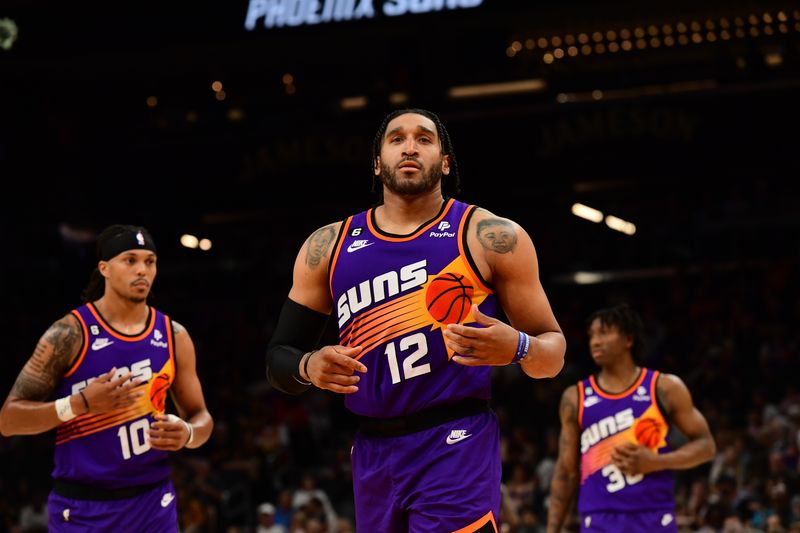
[0,394,86,436]
[546,462,578,533]
[266,298,329,394]
[521,332,566,378]
[184,409,214,449]
[655,435,716,471]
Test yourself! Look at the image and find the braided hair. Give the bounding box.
[370,108,461,200]
[81,224,156,303]
[586,303,647,365]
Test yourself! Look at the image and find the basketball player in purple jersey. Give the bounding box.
[547,304,715,533]
[0,225,213,532]
[266,109,567,532]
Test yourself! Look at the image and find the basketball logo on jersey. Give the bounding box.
[150,373,172,412]
[425,273,473,324]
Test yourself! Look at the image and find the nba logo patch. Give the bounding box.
[136,231,145,246]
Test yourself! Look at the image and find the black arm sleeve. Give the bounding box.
[266,298,330,395]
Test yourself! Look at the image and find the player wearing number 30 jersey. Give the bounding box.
[266,109,567,533]
[547,304,715,533]
[0,225,213,533]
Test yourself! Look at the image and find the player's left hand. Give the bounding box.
[611,442,660,475]
[444,304,521,366]
[148,413,191,451]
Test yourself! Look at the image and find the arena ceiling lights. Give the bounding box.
[447,79,547,99]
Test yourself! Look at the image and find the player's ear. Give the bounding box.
[98,261,110,279]
[374,157,381,176]
[441,154,451,175]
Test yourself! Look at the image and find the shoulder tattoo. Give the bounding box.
[11,317,82,400]
[476,218,518,254]
[305,225,337,267]
[555,388,580,470]
[560,388,578,424]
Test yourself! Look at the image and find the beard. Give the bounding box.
[380,159,443,196]
[112,284,149,304]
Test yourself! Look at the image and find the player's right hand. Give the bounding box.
[80,367,144,414]
[305,345,366,394]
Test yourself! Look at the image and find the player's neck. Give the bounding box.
[377,190,446,234]
[93,296,150,335]
[597,362,641,394]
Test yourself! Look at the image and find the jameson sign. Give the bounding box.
[245,0,484,30]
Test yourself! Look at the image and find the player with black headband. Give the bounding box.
[0,224,213,532]
[266,108,567,532]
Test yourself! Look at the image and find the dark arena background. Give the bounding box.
[1,0,799,531]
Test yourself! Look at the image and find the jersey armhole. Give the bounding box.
[166,314,177,376]
[63,311,88,378]
[460,205,493,293]
[328,217,351,294]
[651,370,668,420]
[577,381,585,427]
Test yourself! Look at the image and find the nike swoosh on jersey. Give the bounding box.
[91,339,114,351]
[161,493,175,507]
[446,433,472,445]
[347,241,374,253]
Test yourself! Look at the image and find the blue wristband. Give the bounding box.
[511,330,530,364]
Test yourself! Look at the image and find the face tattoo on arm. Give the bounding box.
[477,218,518,254]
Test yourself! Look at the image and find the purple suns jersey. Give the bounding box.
[52,303,176,489]
[329,199,498,418]
[577,368,675,514]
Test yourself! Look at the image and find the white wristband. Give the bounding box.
[182,419,194,447]
[167,414,194,447]
[55,396,77,422]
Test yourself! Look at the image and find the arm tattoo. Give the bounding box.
[547,390,580,531]
[172,321,186,335]
[305,225,336,267]
[476,218,517,254]
[11,317,81,401]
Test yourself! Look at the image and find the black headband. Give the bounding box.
[99,229,157,261]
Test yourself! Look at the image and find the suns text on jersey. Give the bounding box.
[580,408,634,453]
[337,259,427,327]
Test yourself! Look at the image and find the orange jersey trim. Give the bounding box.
[366,198,455,242]
[329,217,353,297]
[589,368,647,400]
[649,370,665,420]
[457,204,492,295]
[577,382,585,427]
[87,303,156,341]
[451,511,497,533]
[165,314,176,373]
[64,311,89,378]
